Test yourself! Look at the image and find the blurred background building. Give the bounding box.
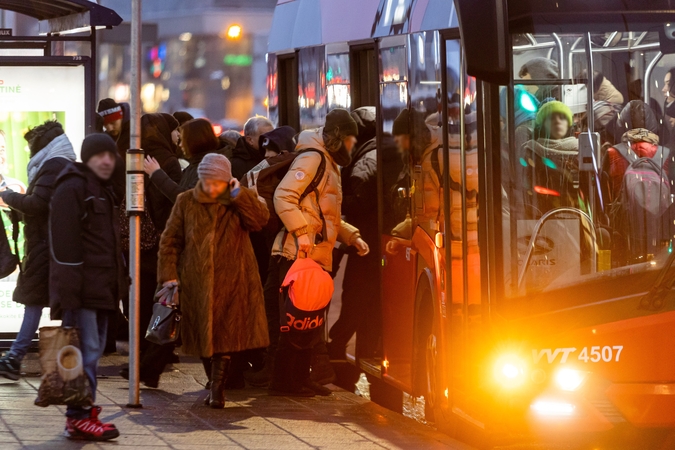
[1,1,276,131]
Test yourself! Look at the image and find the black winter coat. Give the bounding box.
[1,158,71,307]
[231,137,263,179]
[49,163,126,315]
[149,153,209,204]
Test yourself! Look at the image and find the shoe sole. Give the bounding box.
[0,371,20,381]
[65,429,120,441]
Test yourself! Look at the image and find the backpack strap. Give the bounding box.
[613,142,637,165]
[296,149,328,244]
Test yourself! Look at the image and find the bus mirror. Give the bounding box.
[660,23,675,54]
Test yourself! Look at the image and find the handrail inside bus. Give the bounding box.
[517,208,598,290]
[644,51,663,102]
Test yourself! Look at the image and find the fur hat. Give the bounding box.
[81,133,118,163]
[324,108,358,137]
[24,120,65,157]
[197,153,232,182]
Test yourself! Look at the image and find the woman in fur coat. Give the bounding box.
[158,153,269,408]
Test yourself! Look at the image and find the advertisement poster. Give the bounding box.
[0,65,86,333]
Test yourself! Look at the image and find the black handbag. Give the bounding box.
[0,210,20,279]
[145,303,181,345]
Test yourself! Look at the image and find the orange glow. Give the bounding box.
[382,359,389,369]
[212,124,223,136]
[534,185,561,197]
[226,25,242,39]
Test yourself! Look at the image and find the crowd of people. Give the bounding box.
[0,98,382,441]
[505,58,675,271]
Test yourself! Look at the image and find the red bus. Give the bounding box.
[267,0,675,445]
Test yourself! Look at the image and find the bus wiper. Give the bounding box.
[639,249,675,310]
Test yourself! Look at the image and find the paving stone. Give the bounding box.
[0,354,470,450]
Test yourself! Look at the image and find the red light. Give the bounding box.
[534,186,560,197]
[212,124,223,136]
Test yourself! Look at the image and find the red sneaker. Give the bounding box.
[65,406,119,441]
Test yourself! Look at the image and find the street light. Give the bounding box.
[226,24,242,39]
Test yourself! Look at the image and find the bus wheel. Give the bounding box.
[418,284,454,435]
[366,373,403,413]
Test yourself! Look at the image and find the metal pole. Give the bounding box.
[127,0,143,408]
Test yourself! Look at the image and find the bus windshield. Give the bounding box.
[500,30,675,303]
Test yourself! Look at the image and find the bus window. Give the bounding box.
[501,31,674,305]
[298,46,327,130]
[380,36,410,238]
[409,31,443,238]
[327,52,351,110]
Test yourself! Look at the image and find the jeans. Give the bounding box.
[62,309,109,419]
[8,305,43,361]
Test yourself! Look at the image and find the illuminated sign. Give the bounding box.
[0,65,86,333]
[223,54,253,66]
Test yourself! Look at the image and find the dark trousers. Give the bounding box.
[268,256,325,391]
[263,256,294,360]
[328,251,380,350]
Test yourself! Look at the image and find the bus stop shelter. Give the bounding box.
[0,0,122,346]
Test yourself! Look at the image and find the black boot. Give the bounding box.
[201,357,212,390]
[209,355,230,409]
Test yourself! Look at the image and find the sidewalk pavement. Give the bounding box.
[0,354,474,450]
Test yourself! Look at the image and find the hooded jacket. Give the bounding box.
[231,136,263,179]
[141,113,183,231]
[0,131,76,307]
[158,183,270,357]
[272,128,360,270]
[605,101,667,200]
[49,163,126,315]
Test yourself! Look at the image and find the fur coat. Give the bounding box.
[157,182,270,357]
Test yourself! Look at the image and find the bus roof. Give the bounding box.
[268,0,459,53]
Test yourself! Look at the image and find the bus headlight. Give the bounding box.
[494,355,527,388]
[555,368,586,391]
[531,399,576,416]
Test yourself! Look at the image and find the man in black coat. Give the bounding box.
[50,133,123,441]
[0,121,76,380]
[230,116,273,179]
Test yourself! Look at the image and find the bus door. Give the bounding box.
[439,34,481,407]
[379,35,416,388]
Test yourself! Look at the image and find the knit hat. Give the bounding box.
[392,108,410,135]
[197,153,232,182]
[535,100,573,128]
[519,57,559,80]
[81,133,118,163]
[324,108,358,137]
[97,98,123,125]
[259,126,297,155]
[173,111,194,126]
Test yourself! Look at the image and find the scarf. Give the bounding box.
[193,180,232,205]
[622,128,659,146]
[26,134,76,184]
[528,136,579,158]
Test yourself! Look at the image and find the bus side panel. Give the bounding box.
[381,235,417,390]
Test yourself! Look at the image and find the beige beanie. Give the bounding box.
[197,153,232,182]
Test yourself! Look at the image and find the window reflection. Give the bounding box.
[502,31,675,299]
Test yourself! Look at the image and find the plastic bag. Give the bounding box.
[34,326,93,408]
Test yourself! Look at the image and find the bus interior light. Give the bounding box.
[531,400,575,416]
[555,368,586,391]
